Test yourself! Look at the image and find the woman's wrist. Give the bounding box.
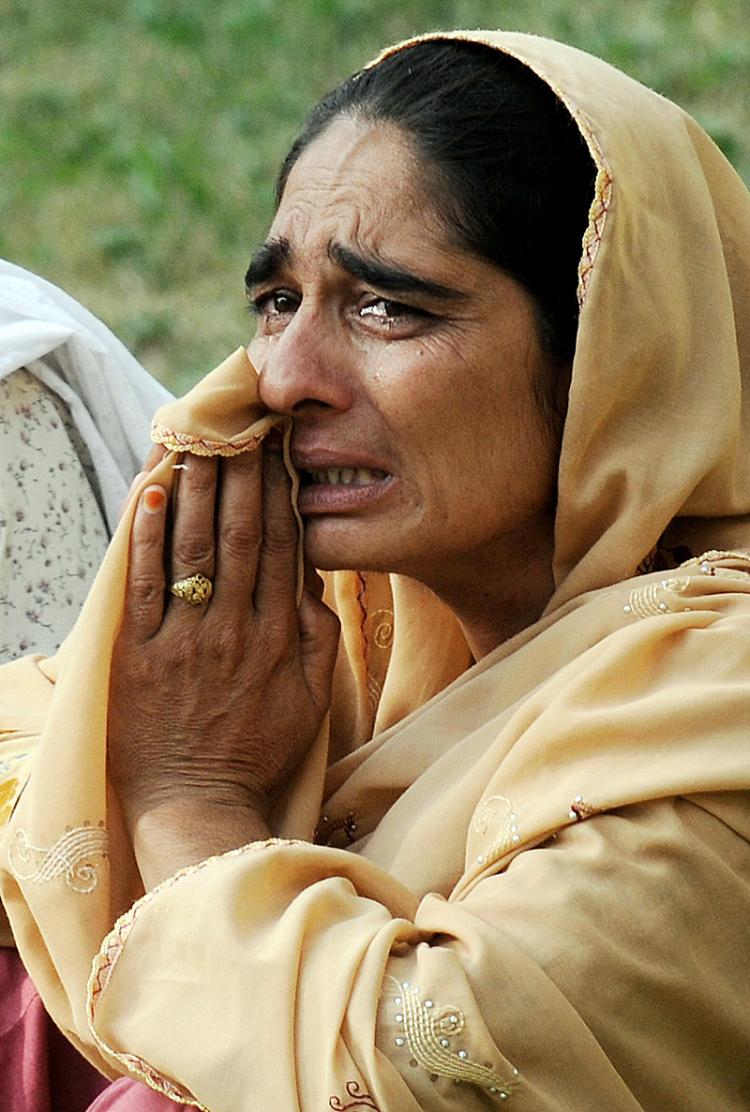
[130,797,272,890]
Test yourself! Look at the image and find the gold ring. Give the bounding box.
[170,572,213,606]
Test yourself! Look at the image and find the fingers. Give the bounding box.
[212,449,263,609]
[298,591,340,713]
[123,485,168,641]
[303,560,325,601]
[254,447,299,616]
[168,456,218,612]
[144,443,167,472]
[123,444,300,642]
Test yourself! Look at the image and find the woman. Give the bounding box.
[1,29,750,1111]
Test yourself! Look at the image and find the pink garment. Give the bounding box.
[86,1078,185,1111]
[0,947,182,1111]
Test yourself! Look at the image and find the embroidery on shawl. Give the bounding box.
[570,113,612,307]
[150,425,265,457]
[8,821,107,893]
[472,795,520,866]
[370,608,394,650]
[328,1081,380,1110]
[680,550,750,580]
[315,811,359,847]
[623,576,692,620]
[113,1053,206,1109]
[455,46,611,312]
[568,795,598,821]
[385,976,517,1099]
[366,673,382,712]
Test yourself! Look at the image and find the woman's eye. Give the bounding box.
[251,291,299,320]
[359,298,428,328]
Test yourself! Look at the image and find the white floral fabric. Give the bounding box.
[0,369,108,662]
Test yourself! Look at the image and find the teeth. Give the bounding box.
[309,467,383,485]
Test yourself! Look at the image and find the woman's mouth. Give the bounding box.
[305,466,388,485]
[297,466,395,513]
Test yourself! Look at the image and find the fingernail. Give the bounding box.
[142,485,167,514]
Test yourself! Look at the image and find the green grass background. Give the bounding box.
[2,0,749,392]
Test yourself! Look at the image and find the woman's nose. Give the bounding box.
[256,309,353,416]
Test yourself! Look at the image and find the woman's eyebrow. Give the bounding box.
[330,243,468,301]
[245,237,293,291]
[245,237,468,303]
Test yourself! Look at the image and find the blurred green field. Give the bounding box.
[2,0,749,392]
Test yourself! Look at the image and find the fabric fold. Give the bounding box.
[1,28,750,1111]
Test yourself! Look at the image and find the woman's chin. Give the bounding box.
[302,519,402,575]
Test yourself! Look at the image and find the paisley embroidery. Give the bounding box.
[386,977,516,1098]
[8,821,107,893]
[472,795,520,865]
[369,608,394,650]
[329,1081,380,1110]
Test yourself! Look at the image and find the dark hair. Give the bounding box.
[276,39,596,433]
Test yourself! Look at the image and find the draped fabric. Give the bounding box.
[0,264,177,1108]
[1,32,750,1111]
[0,260,170,535]
[0,260,170,662]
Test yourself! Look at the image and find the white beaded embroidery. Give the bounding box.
[386,976,516,1098]
[623,576,691,620]
[8,823,108,894]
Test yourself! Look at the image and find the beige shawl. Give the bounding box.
[1,30,750,1111]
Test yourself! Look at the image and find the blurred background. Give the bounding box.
[2,0,749,393]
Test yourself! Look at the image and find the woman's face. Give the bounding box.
[248,116,559,585]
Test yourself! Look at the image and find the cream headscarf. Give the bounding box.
[1,31,749,1112]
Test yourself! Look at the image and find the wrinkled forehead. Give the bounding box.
[269,115,442,260]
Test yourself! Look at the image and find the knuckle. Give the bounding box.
[172,539,215,568]
[262,527,294,560]
[220,520,261,560]
[128,573,165,611]
[184,471,215,498]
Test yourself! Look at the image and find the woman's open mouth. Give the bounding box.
[297,466,394,513]
[305,467,388,485]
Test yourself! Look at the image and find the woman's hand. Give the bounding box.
[107,442,339,883]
